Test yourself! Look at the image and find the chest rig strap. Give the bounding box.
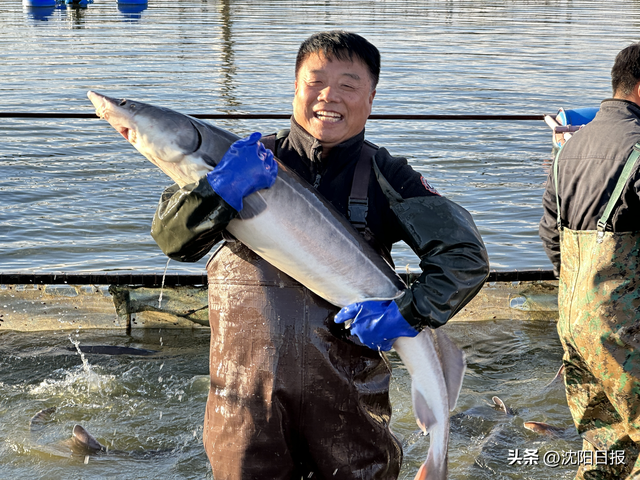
[348,141,378,231]
[596,142,640,242]
[263,132,379,232]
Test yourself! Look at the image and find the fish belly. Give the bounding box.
[227,172,404,307]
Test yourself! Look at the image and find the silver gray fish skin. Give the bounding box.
[87,91,465,478]
[394,329,465,480]
[87,90,404,308]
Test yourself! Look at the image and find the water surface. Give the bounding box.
[0,321,580,480]
[2,0,637,273]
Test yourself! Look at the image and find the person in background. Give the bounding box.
[152,30,488,479]
[540,42,640,479]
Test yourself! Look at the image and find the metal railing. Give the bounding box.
[0,112,546,121]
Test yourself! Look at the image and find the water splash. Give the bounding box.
[69,335,92,374]
[158,258,171,308]
[28,336,116,398]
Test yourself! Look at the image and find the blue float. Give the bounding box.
[556,107,599,126]
[22,0,56,6]
[118,0,148,4]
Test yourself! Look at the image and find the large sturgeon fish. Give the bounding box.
[87,91,465,480]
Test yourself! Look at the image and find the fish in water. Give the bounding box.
[29,408,172,458]
[65,345,158,356]
[523,421,570,438]
[491,396,515,416]
[87,91,466,480]
[72,424,106,455]
[29,406,57,431]
[543,364,565,389]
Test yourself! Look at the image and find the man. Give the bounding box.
[539,43,640,479]
[152,31,488,479]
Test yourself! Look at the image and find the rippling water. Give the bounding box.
[0,321,579,480]
[2,0,637,273]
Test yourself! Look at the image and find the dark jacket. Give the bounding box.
[539,99,640,274]
[151,119,489,329]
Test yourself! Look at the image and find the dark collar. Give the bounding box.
[287,117,365,166]
[600,98,640,119]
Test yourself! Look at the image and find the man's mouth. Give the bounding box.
[315,111,343,123]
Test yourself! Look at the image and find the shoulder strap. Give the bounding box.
[553,148,563,231]
[348,141,378,230]
[596,142,640,242]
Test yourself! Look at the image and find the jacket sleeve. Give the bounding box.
[539,161,561,276]
[150,175,238,262]
[373,161,489,329]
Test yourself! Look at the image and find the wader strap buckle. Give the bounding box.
[347,198,368,229]
[596,220,606,244]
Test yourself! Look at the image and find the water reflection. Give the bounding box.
[219,0,240,110]
[118,3,148,21]
[23,6,56,21]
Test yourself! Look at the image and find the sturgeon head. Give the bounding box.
[87,90,238,187]
[393,329,466,480]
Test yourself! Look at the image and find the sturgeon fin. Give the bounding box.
[434,329,466,411]
[411,382,436,434]
[29,406,57,431]
[72,425,105,454]
[492,396,514,415]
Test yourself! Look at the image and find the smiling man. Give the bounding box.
[151,31,488,479]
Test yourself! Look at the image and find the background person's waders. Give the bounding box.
[555,144,640,478]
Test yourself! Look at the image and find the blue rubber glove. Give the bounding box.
[206,132,278,212]
[334,299,419,351]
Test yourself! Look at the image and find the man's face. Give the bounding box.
[293,52,376,153]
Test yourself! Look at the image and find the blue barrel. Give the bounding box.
[556,107,599,126]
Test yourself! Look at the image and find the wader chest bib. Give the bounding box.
[555,144,640,478]
[202,137,402,479]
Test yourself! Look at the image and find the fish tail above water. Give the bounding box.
[72,424,105,455]
[29,406,57,431]
[393,329,466,480]
[543,364,565,389]
[491,396,515,416]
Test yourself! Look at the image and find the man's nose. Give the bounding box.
[317,85,339,103]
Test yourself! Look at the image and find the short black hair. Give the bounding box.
[295,31,381,89]
[611,43,640,96]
